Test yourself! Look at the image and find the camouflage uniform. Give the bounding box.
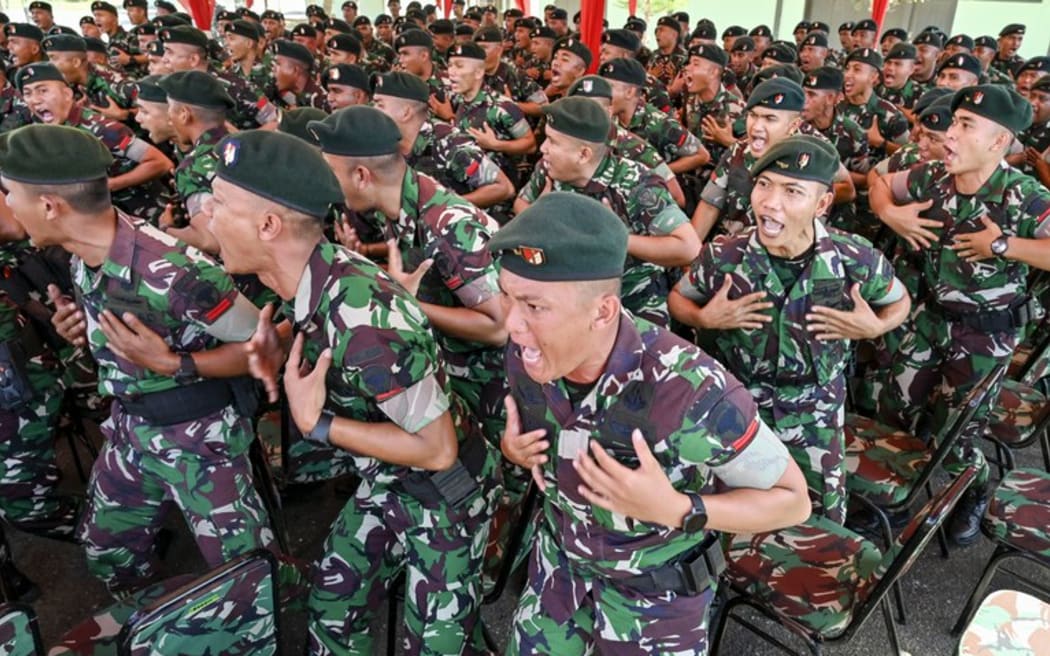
[408,118,504,198]
[608,124,674,181]
[364,37,396,74]
[274,77,329,111]
[681,85,745,176]
[483,60,547,108]
[798,113,871,233]
[991,55,1023,80]
[645,47,686,87]
[454,87,531,186]
[228,58,273,92]
[877,161,1050,489]
[292,241,499,656]
[985,65,1015,86]
[678,223,900,524]
[74,213,274,594]
[627,102,704,169]
[518,154,688,326]
[173,126,228,222]
[876,79,922,111]
[1018,118,1050,177]
[642,73,672,114]
[212,68,280,130]
[837,93,909,164]
[77,64,137,113]
[507,312,788,656]
[48,105,168,224]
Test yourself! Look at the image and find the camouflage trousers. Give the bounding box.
[447,351,508,448]
[774,414,846,526]
[877,304,1011,489]
[508,527,716,656]
[307,478,497,656]
[256,407,357,484]
[77,405,275,595]
[0,363,79,538]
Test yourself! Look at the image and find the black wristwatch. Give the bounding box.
[307,410,335,445]
[173,352,197,384]
[990,235,1010,257]
[681,492,708,534]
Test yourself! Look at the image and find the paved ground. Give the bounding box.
[9,421,1050,655]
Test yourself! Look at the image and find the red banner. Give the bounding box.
[443,0,452,17]
[872,0,889,32]
[184,0,214,29]
[628,0,637,16]
[515,0,526,12]
[579,0,605,74]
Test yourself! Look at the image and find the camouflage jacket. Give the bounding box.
[681,85,745,171]
[213,67,280,130]
[679,222,897,428]
[408,119,503,196]
[802,111,871,175]
[78,64,136,110]
[422,65,452,105]
[174,126,228,218]
[986,65,1015,86]
[519,153,687,322]
[285,239,485,485]
[72,212,252,400]
[646,47,686,86]
[889,160,1050,313]
[874,141,923,176]
[518,53,551,86]
[837,92,910,162]
[876,79,922,111]
[364,37,396,74]
[609,124,674,181]
[274,77,328,111]
[642,73,672,114]
[509,311,773,578]
[991,55,1023,79]
[228,57,273,92]
[372,168,502,369]
[1019,120,1050,161]
[627,101,704,165]
[483,60,547,106]
[454,88,531,180]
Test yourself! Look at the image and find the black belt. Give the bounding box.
[118,377,239,426]
[394,433,487,510]
[929,296,1037,333]
[618,533,726,596]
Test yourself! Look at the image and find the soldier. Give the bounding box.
[877,44,923,119]
[544,35,590,103]
[447,42,535,187]
[394,28,451,116]
[92,1,136,61]
[475,27,548,119]
[1015,57,1050,97]
[547,7,568,38]
[339,0,357,24]
[728,37,759,94]
[259,9,286,43]
[325,32,362,67]
[871,84,1050,545]
[353,16,396,73]
[911,31,943,90]
[670,135,910,525]
[510,17,535,69]
[850,19,878,52]
[599,29,671,114]
[840,48,910,164]
[17,62,172,223]
[79,16,101,40]
[880,27,908,57]
[625,15,651,67]
[375,14,394,46]
[974,35,1014,86]
[322,63,369,111]
[223,20,270,91]
[494,191,810,656]
[525,26,554,86]
[991,23,1025,80]
[1018,77,1050,183]
[515,97,699,326]
[646,15,686,88]
[373,72,514,210]
[153,0,176,16]
[271,39,327,111]
[721,25,747,54]
[680,44,744,178]
[936,53,982,91]
[798,31,829,73]
[792,20,811,47]
[43,34,136,123]
[5,24,45,69]
[290,23,320,60]
[1,124,274,596]
[28,1,60,36]
[601,57,707,175]
[159,26,279,130]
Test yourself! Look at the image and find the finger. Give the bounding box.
[915,218,944,229]
[631,430,659,470]
[531,464,546,492]
[576,482,614,512]
[285,333,305,380]
[503,394,521,434]
[738,290,768,303]
[412,258,434,281]
[386,239,401,272]
[573,449,616,496]
[716,273,732,297]
[98,310,128,340]
[309,348,333,381]
[120,312,145,334]
[47,284,65,305]
[737,312,773,324]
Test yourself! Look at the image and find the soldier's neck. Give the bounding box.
[67,208,118,269]
[564,319,620,386]
[694,83,718,103]
[399,118,423,153]
[844,86,872,106]
[811,108,834,130]
[954,159,1001,195]
[266,237,318,302]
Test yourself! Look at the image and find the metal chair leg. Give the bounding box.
[249,438,291,555]
[951,544,1011,636]
[881,598,903,655]
[386,574,404,656]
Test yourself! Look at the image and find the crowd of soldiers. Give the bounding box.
[0,0,1048,654]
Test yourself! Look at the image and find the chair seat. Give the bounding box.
[982,468,1050,560]
[725,514,883,640]
[958,589,1050,655]
[48,575,196,656]
[987,380,1045,446]
[844,414,931,507]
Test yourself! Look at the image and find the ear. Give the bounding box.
[258,209,282,241]
[593,292,621,329]
[40,193,63,223]
[815,187,835,215]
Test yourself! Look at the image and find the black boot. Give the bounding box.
[948,485,991,547]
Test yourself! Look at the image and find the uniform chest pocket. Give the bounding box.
[810,279,849,310]
[596,384,656,468]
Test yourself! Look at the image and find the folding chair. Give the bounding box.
[0,602,44,656]
[983,331,1050,476]
[712,466,978,656]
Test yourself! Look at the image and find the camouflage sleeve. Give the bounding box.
[676,242,717,304]
[428,206,501,308]
[441,130,501,189]
[95,120,137,158]
[377,371,451,433]
[848,237,900,306]
[124,137,154,163]
[1018,183,1050,239]
[709,418,791,489]
[627,175,687,235]
[495,101,530,139]
[517,160,549,204]
[658,115,701,160]
[174,158,218,215]
[879,107,910,143]
[890,161,935,204]
[163,244,253,338]
[700,150,733,209]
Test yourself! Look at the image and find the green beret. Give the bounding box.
[722,25,747,39]
[885,43,917,61]
[852,19,877,34]
[730,36,755,53]
[845,47,882,70]
[291,23,316,38]
[946,34,974,51]
[753,63,804,87]
[273,39,314,68]
[598,57,645,87]
[802,66,842,91]
[763,43,796,64]
[1019,57,1050,75]
[448,41,485,60]
[490,192,627,282]
[145,39,163,56]
[542,96,610,144]
[90,1,118,15]
[1033,76,1050,94]
[474,26,502,43]
[429,19,454,35]
[327,33,361,55]
[974,36,997,50]
[553,36,592,68]
[159,25,208,48]
[0,124,112,185]
[395,27,432,49]
[811,21,831,33]
[261,10,284,21]
[225,19,260,41]
[692,23,717,41]
[746,77,804,112]
[5,23,43,41]
[79,15,95,25]
[323,64,369,91]
[153,14,190,28]
[123,0,148,8]
[687,43,727,68]
[513,18,537,32]
[601,29,639,53]
[158,70,235,110]
[374,14,393,26]
[913,87,953,114]
[278,108,328,146]
[529,26,554,40]
[324,18,352,34]
[801,32,828,48]
[913,31,944,49]
[881,28,908,43]
[372,71,428,103]
[42,34,86,52]
[951,84,1033,134]
[28,1,52,11]
[568,75,612,100]
[919,96,953,133]
[15,62,66,93]
[154,0,177,12]
[751,24,773,37]
[999,23,1025,37]
[216,131,341,218]
[656,16,680,34]
[133,75,167,103]
[548,8,566,20]
[937,53,981,78]
[131,23,156,36]
[750,134,839,187]
[309,105,401,157]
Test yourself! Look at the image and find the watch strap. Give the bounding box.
[307,409,335,444]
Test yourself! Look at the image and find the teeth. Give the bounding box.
[760,216,784,237]
[521,346,541,364]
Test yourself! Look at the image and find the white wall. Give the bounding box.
[952,0,1050,57]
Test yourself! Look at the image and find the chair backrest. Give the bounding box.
[0,603,44,656]
[905,364,1005,505]
[1018,320,1050,389]
[846,465,979,639]
[117,549,279,656]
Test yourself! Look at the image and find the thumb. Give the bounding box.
[121,312,143,331]
[414,258,434,279]
[47,283,63,304]
[981,215,996,228]
[717,273,732,297]
[503,394,520,433]
[311,348,333,378]
[632,430,658,468]
[386,239,401,269]
[851,282,865,304]
[917,199,934,210]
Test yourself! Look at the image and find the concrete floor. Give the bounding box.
[9,423,1050,656]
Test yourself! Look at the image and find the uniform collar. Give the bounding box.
[95,210,144,288]
[293,239,335,325]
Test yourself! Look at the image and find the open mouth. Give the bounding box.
[758,214,784,237]
[750,135,767,153]
[34,109,55,123]
[943,145,957,165]
[519,344,542,366]
[843,79,855,93]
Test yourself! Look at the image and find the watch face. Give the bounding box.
[992,237,1008,255]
